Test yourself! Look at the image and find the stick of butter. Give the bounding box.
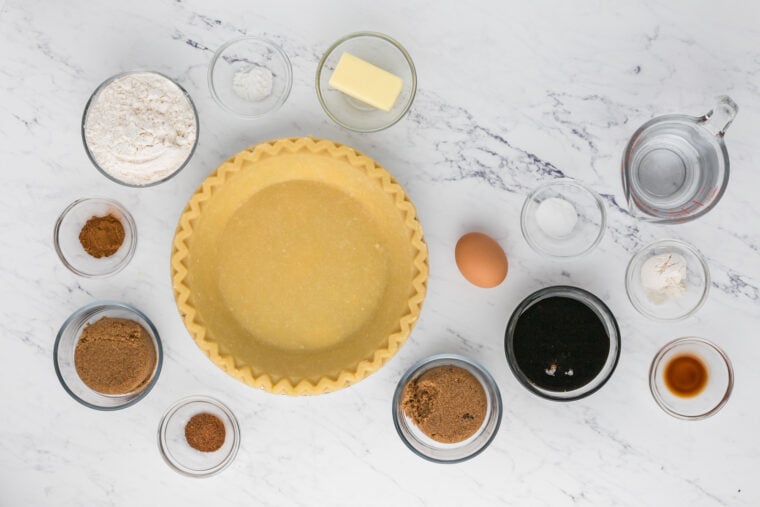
[328,52,403,112]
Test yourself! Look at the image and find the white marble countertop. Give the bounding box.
[3,1,760,505]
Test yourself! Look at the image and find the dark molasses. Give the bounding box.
[512,296,610,392]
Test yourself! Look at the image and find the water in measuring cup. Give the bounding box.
[626,120,722,220]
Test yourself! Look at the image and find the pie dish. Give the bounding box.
[171,137,428,395]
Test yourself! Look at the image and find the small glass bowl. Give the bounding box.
[54,198,137,278]
[82,71,199,187]
[392,354,502,464]
[505,286,621,401]
[53,301,162,410]
[625,239,710,321]
[521,179,607,259]
[650,337,733,420]
[208,36,292,118]
[158,396,241,477]
[316,31,417,132]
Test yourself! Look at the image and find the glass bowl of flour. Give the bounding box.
[82,71,199,187]
[208,36,293,118]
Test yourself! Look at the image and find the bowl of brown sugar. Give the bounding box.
[392,354,502,463]
[54,197,137,278]
[54,301,162,410]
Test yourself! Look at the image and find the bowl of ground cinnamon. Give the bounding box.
[392,354,502,463]
[158,396,240,477]
[54,198,137,277]
[54,301,162,410]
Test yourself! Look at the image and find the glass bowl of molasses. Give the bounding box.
[649,337,733,420]
[505,286,621,401]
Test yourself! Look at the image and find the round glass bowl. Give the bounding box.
[54,198,137,278]
[505,286,621,401]
[53,301,162,410]
[650,337,733,420]
[82,71,199,187]
[521,179,607,259]
[209,37,292,118]
[316,32,417,132]
[158,396,241,477]
[625,239,710,321]
[392,354,502,464]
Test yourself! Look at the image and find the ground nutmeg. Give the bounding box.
[185,413,226,452]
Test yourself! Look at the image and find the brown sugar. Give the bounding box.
[185,413,226,452]
[401,365,487,443]
[79,214,125,258]
[74,317,156,395]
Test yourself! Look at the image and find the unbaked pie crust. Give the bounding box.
[171,137,428,395]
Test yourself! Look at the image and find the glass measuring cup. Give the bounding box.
[622,96,738,223]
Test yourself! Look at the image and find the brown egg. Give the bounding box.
[455,232,508,288]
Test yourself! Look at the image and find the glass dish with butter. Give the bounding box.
[316,31,417,132]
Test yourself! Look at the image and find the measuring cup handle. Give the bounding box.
[702,95,738,136]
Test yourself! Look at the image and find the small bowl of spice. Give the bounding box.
[505,286,621,401]
[54,198,137,278]
[82,71,199,187]
[53,301,162,410]
[650,337,733,420]
[208,36,293,118]
[392,354,502,464]
[521,179,607,259]
[158,396,241,477]
[625,239,710,321]
[316,32,417,132]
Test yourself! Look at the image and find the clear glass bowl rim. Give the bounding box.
[157,395,241,477]
[207,36,293,119]
[53,197,138,278]
[315,31,418,133]
[624,238,711,321]
[520,178,607,259]
[81,70,200,187]
[53,301,163,411]
[648,336,733,420]
[391,353,503,464]
[504,285,621,401]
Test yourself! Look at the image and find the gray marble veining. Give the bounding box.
[2,0,760,505]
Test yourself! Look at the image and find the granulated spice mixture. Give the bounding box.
[78,214,125,258]
[185,413,226,452]
[74,317,156,395]
[401,365,487,443]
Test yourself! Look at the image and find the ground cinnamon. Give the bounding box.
[74,317,156,395]
[79,214,125,258]
[402,365,487,443]
[185,413,226,452]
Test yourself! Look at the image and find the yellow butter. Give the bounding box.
[328,52,403,112]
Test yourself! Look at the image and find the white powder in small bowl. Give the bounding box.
[232,67,274,102]
[83,72,197,186]
[536,197,578,238]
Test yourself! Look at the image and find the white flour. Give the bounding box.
[84,72,197,185]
